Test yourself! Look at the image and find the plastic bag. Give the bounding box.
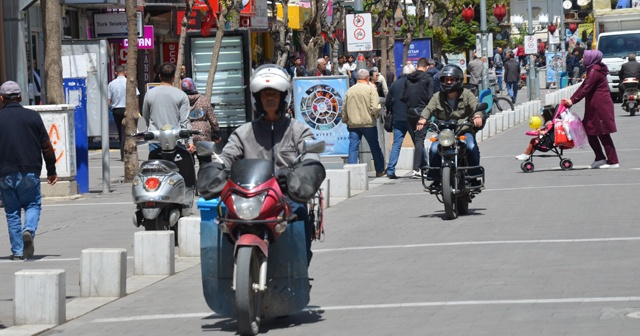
[561,109,588,149]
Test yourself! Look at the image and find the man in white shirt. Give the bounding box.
[107,65,139,160]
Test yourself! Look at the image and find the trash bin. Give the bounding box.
[559,71,569,88]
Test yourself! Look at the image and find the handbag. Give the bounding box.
[554,119,574,148]
[383,110,393,132]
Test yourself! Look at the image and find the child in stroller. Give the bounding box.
[515,104,574,173]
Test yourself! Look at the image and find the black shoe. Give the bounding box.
[22,231,34,258]
[10,255,25,261]
[426,181,441,192]
[386,174,398,179]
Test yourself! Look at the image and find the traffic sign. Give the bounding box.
[524,35,537,54]
[346,13,373,52]
[475,33,494,58]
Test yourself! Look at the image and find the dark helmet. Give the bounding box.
[439,64,464,93]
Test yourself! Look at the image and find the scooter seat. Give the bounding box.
[140,160,180,173]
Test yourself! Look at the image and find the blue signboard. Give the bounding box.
[394,38,432,76]
[293,76,349,156]
[63,78,89,193]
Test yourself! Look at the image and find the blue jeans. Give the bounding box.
[495,68,503,90]
[0,173,42,257]
[348,127,385,174]
[427,133,480,180]
[506,81,518,102]
[387,120,411,175]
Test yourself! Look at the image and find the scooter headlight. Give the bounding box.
[439,129,456,147]
[232,193,267,220]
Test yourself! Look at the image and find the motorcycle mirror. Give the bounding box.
[303,139,326,154]
[196,141,216,157]
[475,102,489,112]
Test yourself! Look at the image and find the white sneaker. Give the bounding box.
[412,170,422,179]
[515,154,529,161]
[599,163,619,169]
[590,160,606,169]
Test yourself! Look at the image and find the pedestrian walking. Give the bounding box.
[493,47,505,92]
[468,53,483,86]
[402,57,434,178]
[0,81,58,260]
[108,65,139,161]
[314,58,331,76]
[562,50,619,169]
[141,62,194,154]
[385,64,416,179]
[503,52,521,103]
[343,69,386,176]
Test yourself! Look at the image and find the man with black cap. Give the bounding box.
[0,81,57,260]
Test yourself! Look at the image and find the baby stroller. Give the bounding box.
[520,105,574,173]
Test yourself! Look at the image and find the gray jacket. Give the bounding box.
[220,116,317,172]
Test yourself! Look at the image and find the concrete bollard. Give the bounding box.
[505,110,515,127]
[493,113,504,133]
[487,117,497,137]
[134,231,175,276]
[515,106,523,124]
[324,169,350,198]
[343,163,368,191]
[14,269,66,325]
[475,129,483,143]
[178,216,201,257]
[397,147,414,170]
[80,248,126,298]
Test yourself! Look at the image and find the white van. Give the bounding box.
[596,30,640,99]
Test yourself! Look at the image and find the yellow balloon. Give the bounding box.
[528,115,542,130]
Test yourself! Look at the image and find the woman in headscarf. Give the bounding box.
[563,50,619,169]
[181,78,220,165]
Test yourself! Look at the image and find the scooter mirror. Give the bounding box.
[196,141,216,157]
[475,102,489,112]
[303,139,326,154]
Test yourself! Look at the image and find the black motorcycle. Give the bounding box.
[422,103,488,220]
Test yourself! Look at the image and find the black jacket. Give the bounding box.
[402,70,434,112]
[503,59,521,82]
[0,102,57,177]
[385,75,409,122]
[619,60,640,81]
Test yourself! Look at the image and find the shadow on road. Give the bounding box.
[201,308,323,333]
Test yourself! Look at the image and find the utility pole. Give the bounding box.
[480,0,489,92]
[527,0,539,100]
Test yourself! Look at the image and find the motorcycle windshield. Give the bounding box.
[229,159,275,190]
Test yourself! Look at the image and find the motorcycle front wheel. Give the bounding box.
[236,246,261,336]
[442,166,458,220]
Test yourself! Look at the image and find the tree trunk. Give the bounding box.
[123,0,140,181]
[402,32,413,66]
[386,36,396,79]
[271,0,292,68]
[380,21,388,79]
[174,0,196,88]
[204,0,239,103]
[41,0,64,104]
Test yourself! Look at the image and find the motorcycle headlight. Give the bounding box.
[439,129,456,147]
[232,193,267,220]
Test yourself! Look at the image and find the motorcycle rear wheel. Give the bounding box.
[236,246,261,336]
[442,167,458,220]
[631,108,637,117]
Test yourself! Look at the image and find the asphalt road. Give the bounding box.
[3,97,640,335]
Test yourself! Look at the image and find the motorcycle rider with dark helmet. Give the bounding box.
[197,64,325,265]
[415,64,484,191]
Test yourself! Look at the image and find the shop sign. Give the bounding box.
[94,12,142,38]
[122,26,154,49]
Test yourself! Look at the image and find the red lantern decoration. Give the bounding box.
[462,5,475,24]
[548,23,557,35]
[493,4,507,23]
[569,23,578,34]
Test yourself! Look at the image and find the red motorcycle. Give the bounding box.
[199,139,326,336]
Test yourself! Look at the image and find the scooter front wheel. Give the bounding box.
[236,246,261,336]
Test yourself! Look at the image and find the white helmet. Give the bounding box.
[249,64,292,116]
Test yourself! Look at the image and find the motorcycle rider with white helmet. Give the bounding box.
[416,64,484,192]
[197,64,324,265]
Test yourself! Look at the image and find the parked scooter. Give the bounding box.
[131,126,201,241]
[422,103,488,220]
[198,139,325,336]
[621,77,639,116]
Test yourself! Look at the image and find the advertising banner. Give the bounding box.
[293,76,350,155]
[546,52,564,83]
[393,38,432,77]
